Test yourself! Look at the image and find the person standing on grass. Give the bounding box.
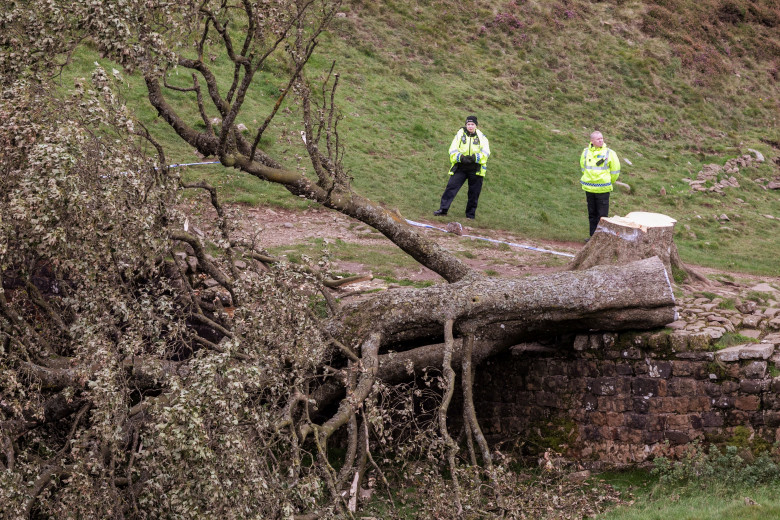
[433,115,490,220]
[580,130,620,237]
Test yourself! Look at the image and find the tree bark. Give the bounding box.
[331,256,676,358]
[568,211,708,284]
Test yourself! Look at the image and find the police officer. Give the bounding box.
[580,131,620,237]
[433,115,491,220]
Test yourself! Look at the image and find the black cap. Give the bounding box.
[465,115,478,125]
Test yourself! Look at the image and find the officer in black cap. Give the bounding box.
[433,115,491,220]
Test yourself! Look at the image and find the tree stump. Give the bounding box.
[567,211,708,285]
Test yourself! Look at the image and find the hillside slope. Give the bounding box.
[303,0,778,275]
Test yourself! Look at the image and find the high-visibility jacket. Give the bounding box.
[580,144,620,193]
[449,128,490,176]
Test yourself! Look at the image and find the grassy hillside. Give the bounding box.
[66,0,779,275]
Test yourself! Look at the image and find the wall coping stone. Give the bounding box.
[715,343,774,362]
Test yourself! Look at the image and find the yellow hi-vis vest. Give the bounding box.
[449,128,490,176]
[580,144,620,193]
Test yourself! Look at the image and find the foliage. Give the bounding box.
[652,441,780,490]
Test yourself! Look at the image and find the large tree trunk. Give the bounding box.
[567,211,708,285]
[329,256,676,378]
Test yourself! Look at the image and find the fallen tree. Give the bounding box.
[1,1,678,518]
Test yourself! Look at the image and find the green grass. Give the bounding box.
[58,0,780,276]
[713,332,760,349]
[598,482,780,520]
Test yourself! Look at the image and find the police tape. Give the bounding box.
[404,219,575,258]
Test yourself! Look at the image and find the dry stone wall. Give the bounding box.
[474,284,780,465]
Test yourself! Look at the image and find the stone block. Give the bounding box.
[714,396,735,409]
[667,379,696,397]
[589,377,618,396]
[690,396,712,412]
[666,414,692,430]
[743,315,765,328]
[615,363,634,376]
[717,344,774,362]
[646,361,673,379]
[736,395,760,411]
[704,382,723,397]
[633,377,664,397]
[643,430,664,444]
[669,332,691,351]
[742,361,767,379]
[665,430,690,444]
[632,397,650,413]
[721,381,740,394]
[583,394,598,412]
[765,333,780,345]
[688,333,714,350]
[740,379,763,394]
[671,361,695,377]
[701,411,724,427]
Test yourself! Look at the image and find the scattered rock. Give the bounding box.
[746,149,765,163]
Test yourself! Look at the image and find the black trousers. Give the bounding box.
[585,191,610,236]
[438,170,483,218]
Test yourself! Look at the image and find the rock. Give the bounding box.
[747,149,765,163]
[666,320,687,330]
[742,315,764,329]
[739,329,762,339]
[615,181,631,193]
[736,300,757,314]
[749,283,777,293]
[445,222,464,235]
[283,222,294,228]
[236,123,248,131]
[768,181,780,190]
[769,318,780,330]
[743,361,767,379]
[716,344,774,362]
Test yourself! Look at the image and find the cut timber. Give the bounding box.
[567,211,708,285]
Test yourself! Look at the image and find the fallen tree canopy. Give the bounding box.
[0,1,679,518]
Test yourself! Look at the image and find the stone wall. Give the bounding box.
[473,289,780,465]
